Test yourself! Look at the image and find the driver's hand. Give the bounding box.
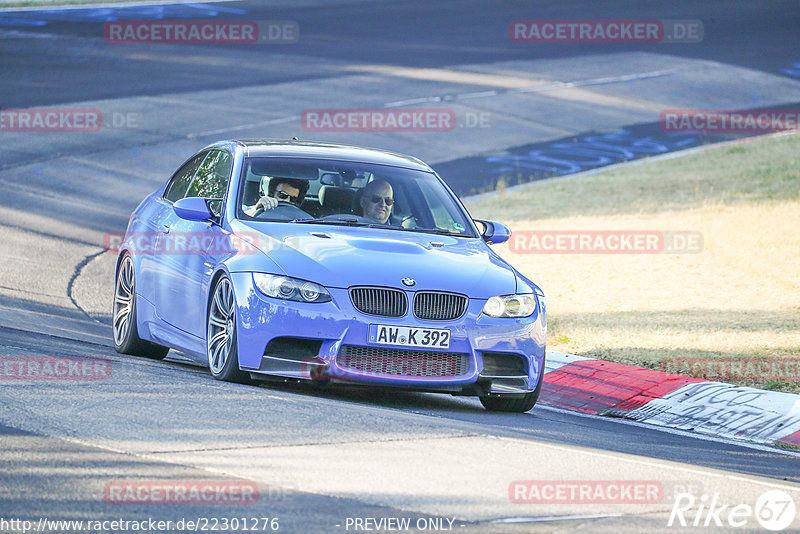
[243,195,278,217]
[401,216,417,229]
[257,195,279,210]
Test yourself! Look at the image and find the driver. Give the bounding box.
[243,177,308,217]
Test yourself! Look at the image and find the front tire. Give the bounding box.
[207,275,249,383]
[113,254,169,360]
[479,355,545,413]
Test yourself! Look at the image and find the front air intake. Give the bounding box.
[349,286,407,317]
[337,345,469,377]
[413,291,468,321]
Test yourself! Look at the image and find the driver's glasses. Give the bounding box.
[369,195,394,206]
[274,190,299,203]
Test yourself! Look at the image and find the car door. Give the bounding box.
[154,149,233,338]
[139,151,207,304]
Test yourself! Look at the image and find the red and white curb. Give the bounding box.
[542,352,800,448]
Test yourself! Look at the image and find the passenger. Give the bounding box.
[359,178,393,224]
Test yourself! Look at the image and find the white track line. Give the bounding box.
[538,404,800,459]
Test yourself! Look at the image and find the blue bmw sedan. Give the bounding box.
[113,140,546,412]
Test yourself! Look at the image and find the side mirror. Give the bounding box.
[475,219,511,245]
[173,197,214,222]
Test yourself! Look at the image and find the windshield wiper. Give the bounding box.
[290,218,464,235]
[408,228,468,237]
[290,217,373,227]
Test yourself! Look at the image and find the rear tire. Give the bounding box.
[113,254,170,360]
[207,275,249,383]
[479,355,545,413]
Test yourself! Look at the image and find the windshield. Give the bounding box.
[236,157,476,237]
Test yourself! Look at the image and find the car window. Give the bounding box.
[186,149,232,200]
[417,178,470,234]
[163,151,206,203]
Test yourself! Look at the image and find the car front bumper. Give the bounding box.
[230,273,546,394]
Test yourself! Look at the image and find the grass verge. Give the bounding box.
[466,133,800,392]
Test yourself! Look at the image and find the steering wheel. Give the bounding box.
[252,199,297,218]
[400,215,417,229]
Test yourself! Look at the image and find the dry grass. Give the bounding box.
[466,133,800,391]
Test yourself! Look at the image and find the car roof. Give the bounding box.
[220,139,433,172]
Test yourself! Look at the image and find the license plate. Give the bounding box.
[368,324,451,349]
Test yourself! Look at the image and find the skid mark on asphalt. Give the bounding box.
[353,64,666,111]
[383,69,676,108]
[67,249,109,326]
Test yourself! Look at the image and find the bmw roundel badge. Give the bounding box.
[401,278,416,287]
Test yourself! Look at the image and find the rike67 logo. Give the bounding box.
[669,490,797,531]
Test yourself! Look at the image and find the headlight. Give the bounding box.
[253,273,331,303]
[482,294,537,318]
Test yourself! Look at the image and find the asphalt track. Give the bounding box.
[1,1,800,532]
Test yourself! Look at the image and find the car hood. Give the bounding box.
[231,221,517,298]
